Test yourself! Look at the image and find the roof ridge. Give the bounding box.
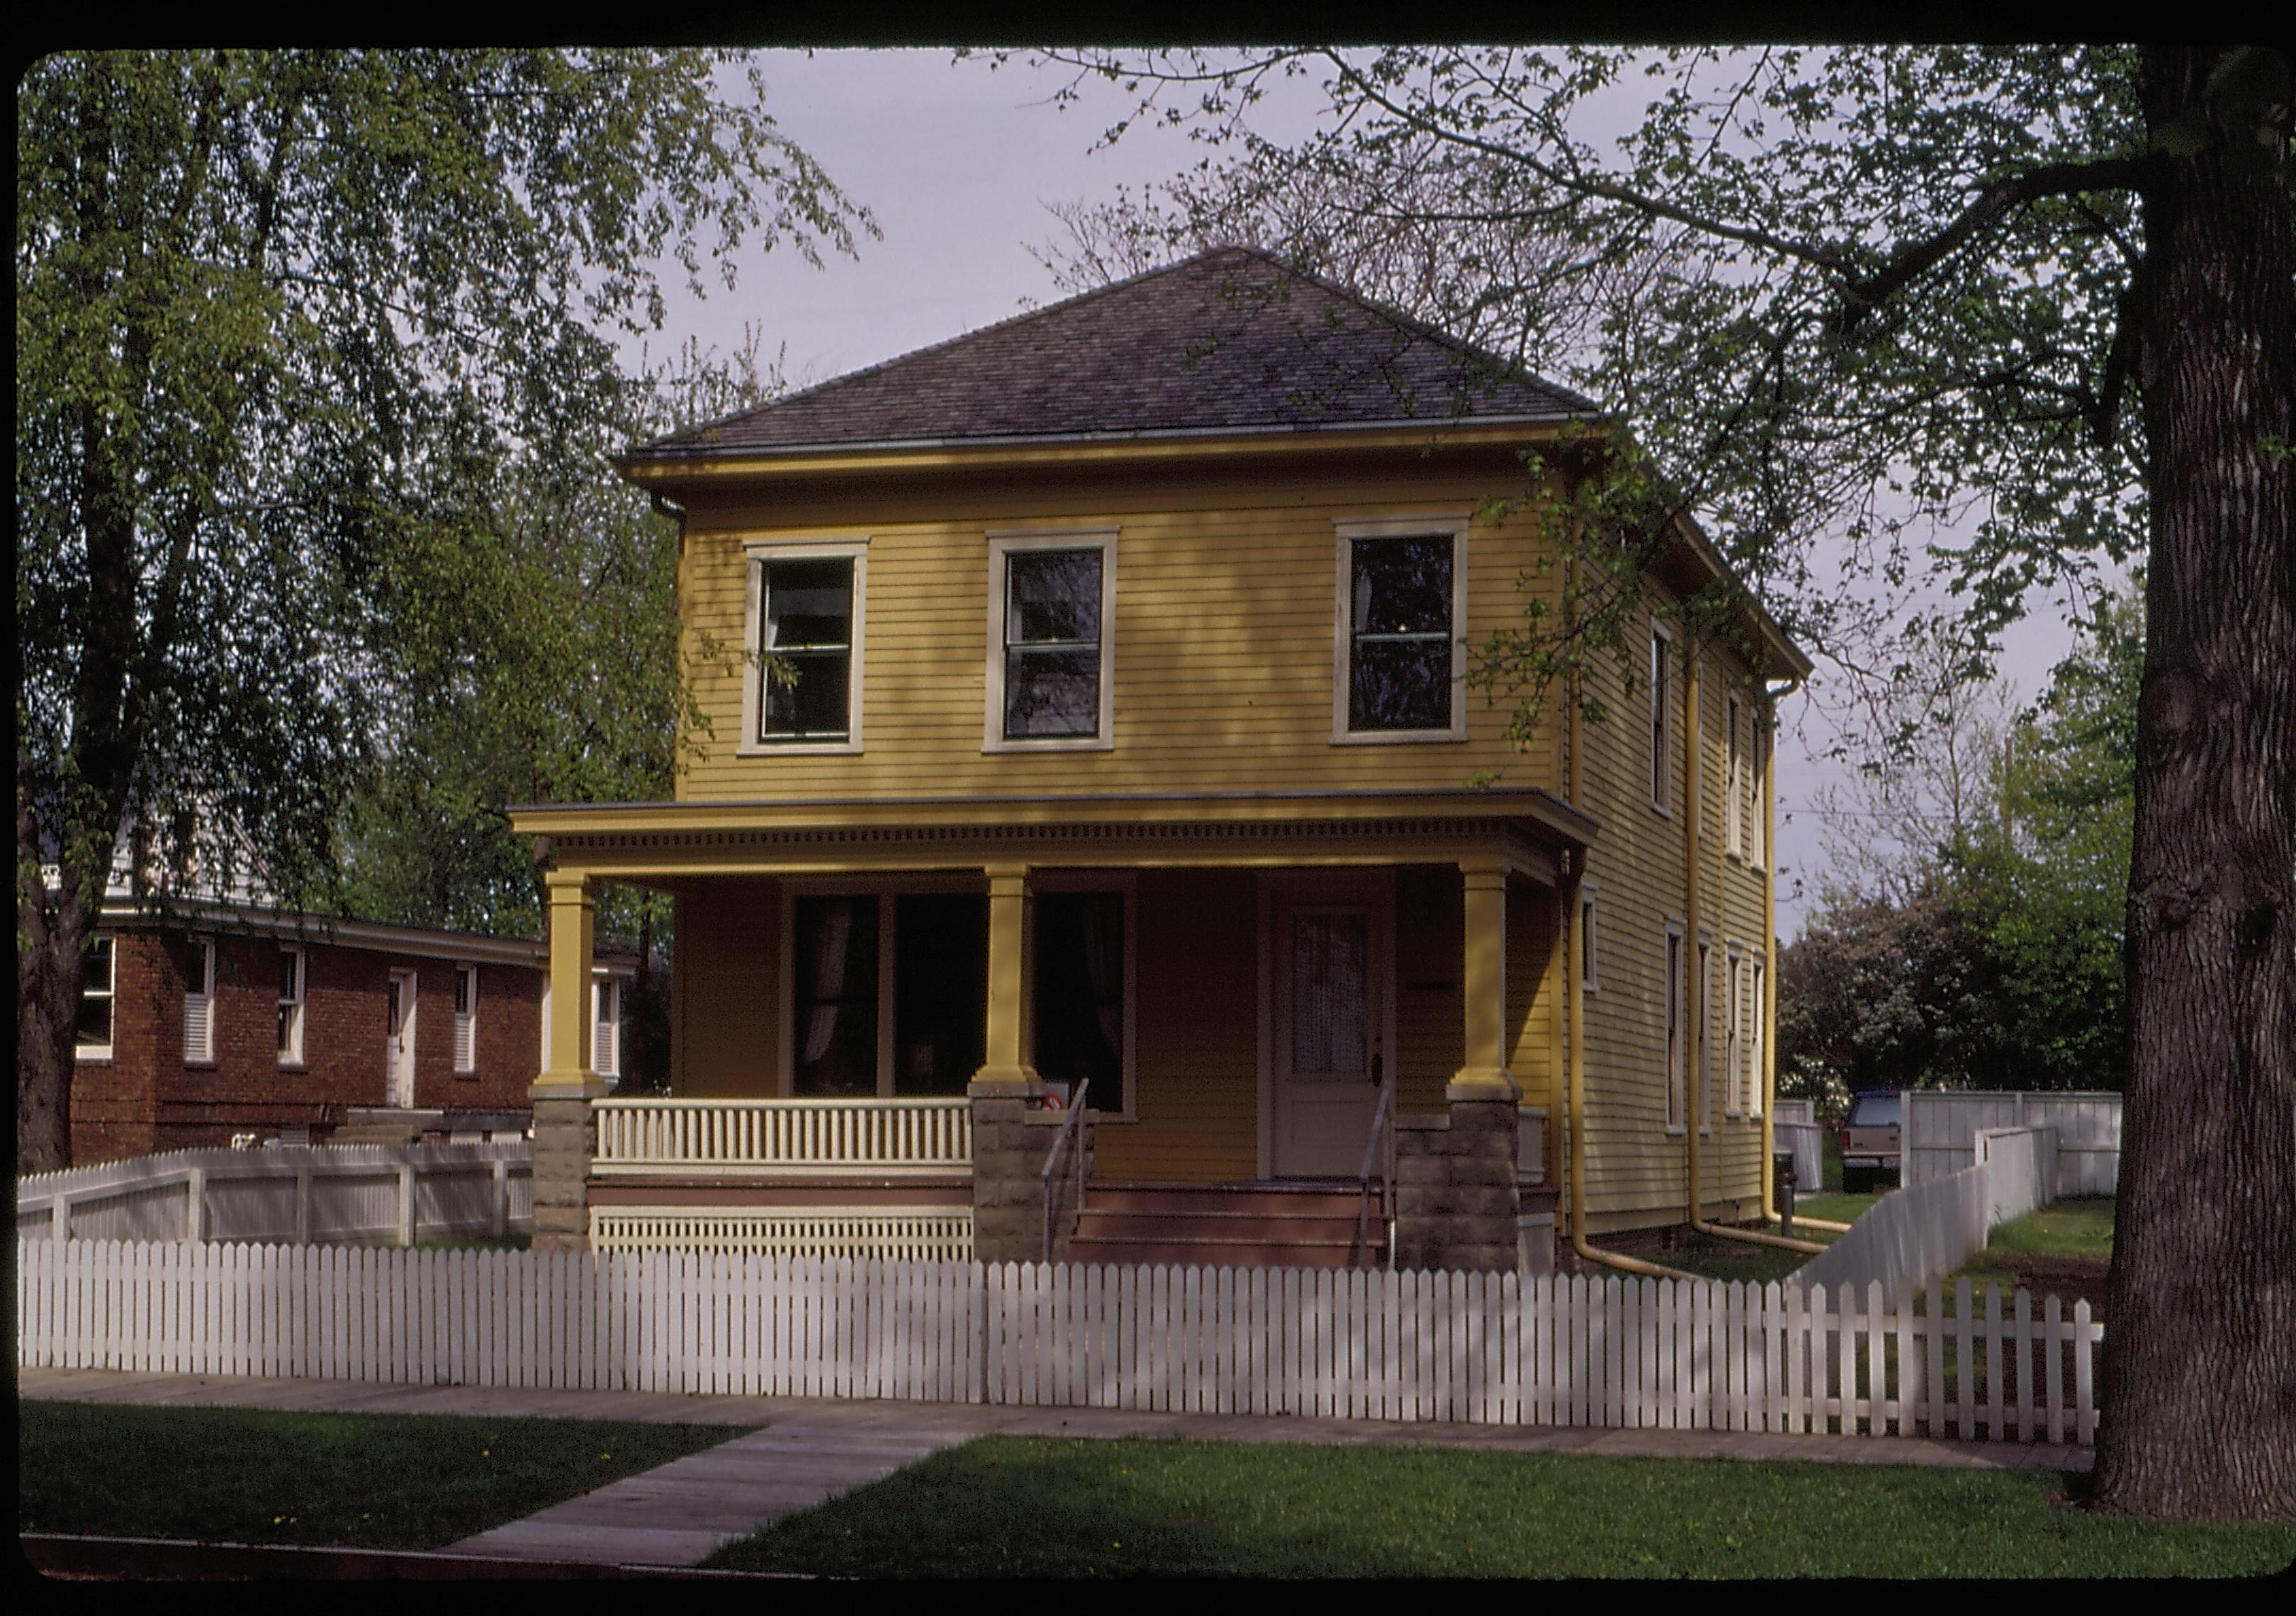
[660,247,1273,449]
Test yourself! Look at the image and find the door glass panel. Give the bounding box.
[892,894,986,1095]
[1290,912,1367,1077]
[792,896,878,1095]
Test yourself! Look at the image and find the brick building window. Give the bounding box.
[454,963,478,1074]
[77,936,116,1059]
[184,937,216,1065]
[278,946,305,1065]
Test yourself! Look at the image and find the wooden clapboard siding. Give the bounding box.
[1564,593,1777,1227]
[672,464,1565,803]
[1091,869,1259,1184]
[671,882,778,1098]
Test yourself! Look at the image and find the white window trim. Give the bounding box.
[278,944,306,1068]
[1696,930,1716,1135]
[76,934,116,1062]
[984,528,1119,753]
[1726,692,1745,860]
[184,936,217,1067]
[1723,942,1744,1117]
[1332,515,1471,746]
[1748,952,1768,1116]
[738,537,869,756]
[1663,918,1687,1135]
[1577,880,1600,993]
[454,962,478,1076]
[1650,619,1677,817]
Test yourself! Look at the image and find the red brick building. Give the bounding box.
[69,900,630,1164]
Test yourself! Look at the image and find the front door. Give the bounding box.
[386,970,417,1107]
[1271,882,1391,1177]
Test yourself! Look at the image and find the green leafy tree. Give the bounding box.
[1026,43,2295,1519]
[1957,590,2143,1091]
[16,50,873,1171]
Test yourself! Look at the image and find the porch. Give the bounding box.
[512,789,1592,1269]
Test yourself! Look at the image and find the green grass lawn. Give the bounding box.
[1945,1198,2115,1318]
[18,1401,748,1552]
[702,1435,2295,1578]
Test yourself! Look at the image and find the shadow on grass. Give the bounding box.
[704,1435,2295,1579]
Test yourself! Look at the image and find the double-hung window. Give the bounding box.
[743,541,866,752]
[1336,520,1468,741]
[1664,923,1687,1132]
[1726,693,1745,857]
[454,963,478,1074]
[986,532,1116,748]
[184,936,216,1065]
[77,936,115,1060]
[1650,623,1675,814]
[278,946,305,1065]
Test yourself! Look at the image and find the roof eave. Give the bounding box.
[615,412,1607,483]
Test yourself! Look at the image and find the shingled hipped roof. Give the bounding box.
[629,247,1600,461]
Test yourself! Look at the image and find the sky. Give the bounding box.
[638,47,2096,940]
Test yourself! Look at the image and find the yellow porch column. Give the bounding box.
[1450,858,1519,1101]
[535,868,607,1099]
[970,861,1040,1094]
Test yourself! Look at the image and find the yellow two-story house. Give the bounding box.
[512,247,1810,1272]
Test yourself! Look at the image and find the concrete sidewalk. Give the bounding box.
[22,1367,2093,1569]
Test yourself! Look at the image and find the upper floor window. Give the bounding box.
[1726,692,1745,857]
[743,540,867,753]
[986,532,1116,749]
[77,936,115,1060]
[1335,520,1468,743]
[1650,622,1675,814]
[1750,709,1770,870]
[278,946,305,1065]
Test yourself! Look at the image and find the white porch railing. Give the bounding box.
[590,1097,973,1179]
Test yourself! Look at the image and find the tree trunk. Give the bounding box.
[2094,45,2296,1522]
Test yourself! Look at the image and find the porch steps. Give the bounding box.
[1064,1182,1384,1269]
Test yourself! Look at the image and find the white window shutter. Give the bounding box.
[454,1012,475,1072]
[592,981,618,1076]
[184,994,210,1062]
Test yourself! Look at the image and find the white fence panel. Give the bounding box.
[16,1240,2105,1447]
[1904,1092,2120,1194]
[18,1143,531,1247]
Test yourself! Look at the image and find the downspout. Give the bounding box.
[1684,641,1827,1256]
[1757,672,1851,1235]
[1554,581,1697,1284]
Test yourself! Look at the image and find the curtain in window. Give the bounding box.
[1291,913,1367,1076]
[1081,894,1123,1056]
[801,899,853,1067]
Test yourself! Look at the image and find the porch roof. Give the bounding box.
[510,786,1596,885]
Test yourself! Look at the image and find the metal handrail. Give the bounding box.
[1039,1080,1092,1262]
[1354,1077,1396,1268]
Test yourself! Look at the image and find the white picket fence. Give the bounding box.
[15,1239,2103,1445]
[16,1143,532,1247]
[1799,1125,2057,1298]
[1904,1092,2121,1196]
